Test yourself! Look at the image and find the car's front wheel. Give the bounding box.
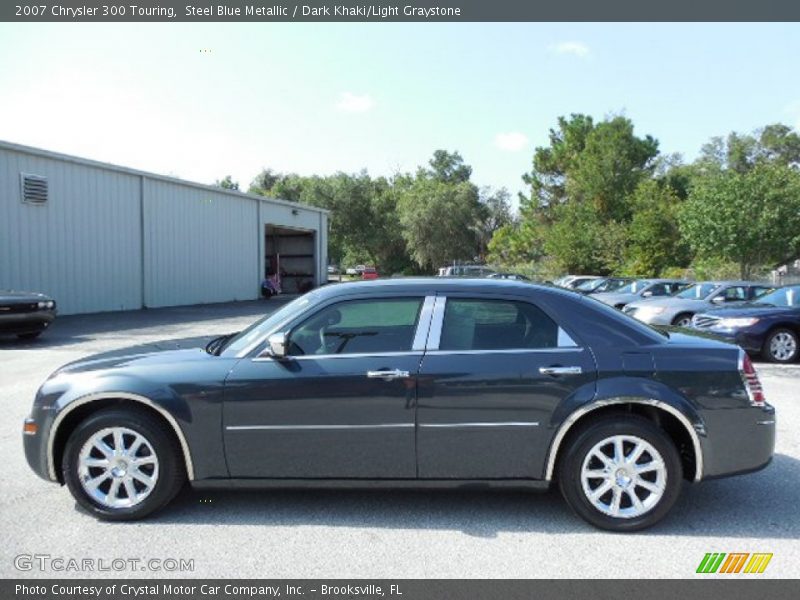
[764,328,799,363]
[672,313,693,328]
[558,415,682,531]
[63,408,185,521]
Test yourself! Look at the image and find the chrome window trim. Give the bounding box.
[544,397,704,482]
[253,351,423,362]
[423,348,584,356]
[46,392,195,482]
[226,423,414,431]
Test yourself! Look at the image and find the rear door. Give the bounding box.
[416,294,597,479]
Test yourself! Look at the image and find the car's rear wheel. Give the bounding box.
[764,328,799,363]
[63,408,185,521]
[672,313,693,328]
[558,415,682,531]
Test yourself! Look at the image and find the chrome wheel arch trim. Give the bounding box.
[46,392,195,482]
[544,397,703,483]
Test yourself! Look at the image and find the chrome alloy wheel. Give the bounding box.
[770,331,797,361]
[674,316,692,327]
[78,427,160,509]
[580,435,667,519]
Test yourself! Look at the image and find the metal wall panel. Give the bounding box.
[0,147,143,314]
[143,179,259,308]
[1,142,329,315]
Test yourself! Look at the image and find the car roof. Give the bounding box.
[316,277,568,299]
[690,280,767,286]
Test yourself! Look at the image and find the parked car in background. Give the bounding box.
[575,277,635,295]
[0,290,57,340]
[593,279,689,310]
[691,284,800,363]
[553,275,580,287]
[23,278,775,530]
[623,281,772,327]
[327,265,340,275]
[346,265,366,276]
[487,272,530,281]
[361,267,379,280]
[559,275,602,290]
[440,265,495,277]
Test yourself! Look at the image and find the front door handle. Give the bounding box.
[539,366,583,376]
[367,369,410,380]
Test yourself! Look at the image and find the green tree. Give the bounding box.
[679,163,800,278]
[623,179,691,276]
[477,187,513,258]
[214,175,239,190]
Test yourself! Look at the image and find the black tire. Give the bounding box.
[557,415,683,532]
[63,407,185,521]
[763,328,799,364]
[671,313,693,328]
[17,331,43,340]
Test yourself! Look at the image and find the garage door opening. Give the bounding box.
[265,225,316,295]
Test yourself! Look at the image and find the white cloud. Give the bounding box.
[550,41,591,58]
[494,131,529,152]
[336,92,375,113]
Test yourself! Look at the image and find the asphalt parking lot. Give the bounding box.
[1,300,798,579]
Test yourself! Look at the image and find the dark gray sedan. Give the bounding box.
[0,290,57,339]
[23,278,775,531]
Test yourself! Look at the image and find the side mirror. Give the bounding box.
[265,332,288,359]
[711,296,725,304]
[642,290,653,298]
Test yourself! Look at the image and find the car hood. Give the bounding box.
[626,297,706,311]
[57,335,219,375]
[698,303,799,319]
[0,290,52,303]
[593,292,638,305]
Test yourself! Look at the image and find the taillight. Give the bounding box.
[740,351,765,406]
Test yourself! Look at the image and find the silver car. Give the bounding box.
[593,279,689,309]
[623,281,772,327]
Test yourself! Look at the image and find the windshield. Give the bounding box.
[676,283,719,300]
[576,278,604,291]
[220,291,321,356]
[754,285,800,307]
[614,280,652,295]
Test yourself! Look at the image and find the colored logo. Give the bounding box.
[696,553,773,574]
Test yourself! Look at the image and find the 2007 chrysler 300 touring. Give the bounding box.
[23,279,775,531]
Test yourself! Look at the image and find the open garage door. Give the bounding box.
[265,225,317,294]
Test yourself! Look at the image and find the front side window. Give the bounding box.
[288,298,423,355]
[439,298,575,351]
[720,286,747,301]
[676,283,718,299]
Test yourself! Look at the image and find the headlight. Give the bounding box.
[36,300,54,310]
[717,317,760,328]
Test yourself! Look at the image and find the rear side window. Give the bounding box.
[439,299,575,351]
[289,298,423,355]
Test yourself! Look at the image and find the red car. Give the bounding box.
[361,267,379,280]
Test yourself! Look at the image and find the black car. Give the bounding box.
[0,290,57,339]
[692,284,800,363]
[23,279,774,531]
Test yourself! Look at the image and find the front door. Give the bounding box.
[416,295,597,479]
[223,296,430,478]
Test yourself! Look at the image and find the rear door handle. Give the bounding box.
[539,366,583,376]
[367,369,410,380]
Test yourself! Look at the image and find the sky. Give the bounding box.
[1,22,800,209]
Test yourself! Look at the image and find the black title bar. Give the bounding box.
[3,0,800,22]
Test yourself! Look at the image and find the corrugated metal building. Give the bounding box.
[0,141,329,315]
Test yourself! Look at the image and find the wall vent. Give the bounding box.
[20,173,48,205]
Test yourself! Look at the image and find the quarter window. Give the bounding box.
[439,299,575,351]
[288,298,423,355]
